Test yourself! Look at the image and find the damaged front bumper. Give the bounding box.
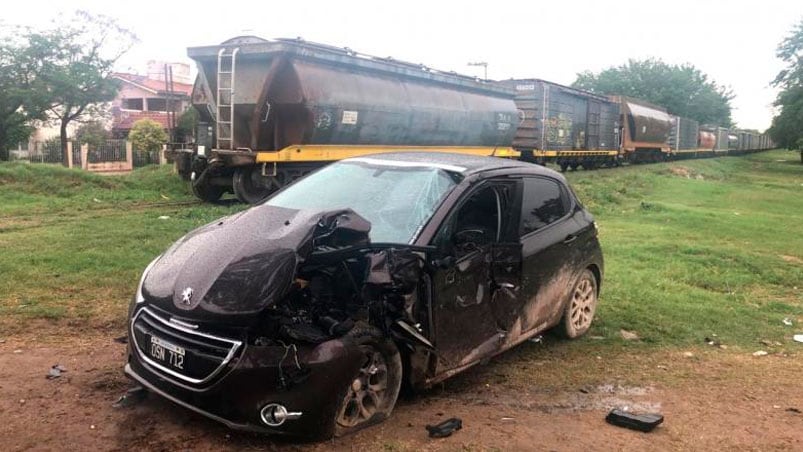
[125,306,363,438]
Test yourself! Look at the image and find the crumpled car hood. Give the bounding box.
[141,205,370,326]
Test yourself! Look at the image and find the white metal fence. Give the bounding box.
[9,139,170,171]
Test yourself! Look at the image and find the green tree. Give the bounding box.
[768,18,803,159]
[29,11,136,165]
[573,59,734,126]
[129,119,168,153]
[74,120,110,150]
[0,32,51,159]
[175,107,199,143]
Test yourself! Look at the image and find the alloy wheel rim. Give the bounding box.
[337,346,389,428]
[570,277,596,330]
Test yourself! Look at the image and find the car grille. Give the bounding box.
[131,307,242,386]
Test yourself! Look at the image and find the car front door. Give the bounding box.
[430,181,519,373]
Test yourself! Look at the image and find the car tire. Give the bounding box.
[333,323,403,437]
[559,269,598,339]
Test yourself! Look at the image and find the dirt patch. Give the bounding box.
[667,166,706,180]
[780,255,803,265]
[1,339,802,451]
[668,166,692,178]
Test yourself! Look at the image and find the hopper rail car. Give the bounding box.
[171,36,774,204]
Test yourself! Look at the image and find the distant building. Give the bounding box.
[8,62,195,157]
[110,62,194,137]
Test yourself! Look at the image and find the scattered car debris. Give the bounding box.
[500,417,515,422]
[704,337,720,346]
[752,350,769,357]
[112,386,148,408]
[426,417,463,438]
[158,216,170,220]
[160,194,170,200]
[93,198,102,203]
[783,317,793,326]
[113,335,128,344]
[793,335,803,343]
[605,409,664,432]
[787,408,801,414]
[528,335,543,344]
[46,364,67,379]
[620,329,639,341]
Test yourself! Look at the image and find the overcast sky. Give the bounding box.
[4,0,801,130]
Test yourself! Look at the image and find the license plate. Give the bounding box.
[149,336,185,370]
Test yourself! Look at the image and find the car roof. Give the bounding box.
[341,152,561,178]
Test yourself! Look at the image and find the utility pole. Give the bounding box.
[468,61,488,81]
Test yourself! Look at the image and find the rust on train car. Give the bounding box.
[184,36,519,203]
[698,131,716,150]
[609,96,671,161]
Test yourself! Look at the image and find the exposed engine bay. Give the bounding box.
[243,209,433,351]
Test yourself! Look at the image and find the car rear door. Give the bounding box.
[517,176,586,333]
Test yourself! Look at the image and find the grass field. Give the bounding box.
[0,150,801,352]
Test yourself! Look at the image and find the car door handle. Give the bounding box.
[563,234,578,244]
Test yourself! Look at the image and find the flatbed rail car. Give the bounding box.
[179,36,519,203]
[498,79,621,171]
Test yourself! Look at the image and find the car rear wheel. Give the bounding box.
[334,323,402,437]
[560,269,598,338]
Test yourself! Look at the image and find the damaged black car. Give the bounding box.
[125,152,603,439]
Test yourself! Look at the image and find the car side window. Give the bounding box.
[520,177,570,235]
[434,183,515,258]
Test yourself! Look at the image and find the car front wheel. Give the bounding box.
[334,323,402,437]
[560,269,598,338]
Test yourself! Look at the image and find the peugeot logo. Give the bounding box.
[180,287,193,305]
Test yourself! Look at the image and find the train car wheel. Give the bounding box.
[191,177,225,203]
[233,165,275,204]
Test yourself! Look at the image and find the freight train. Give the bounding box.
[173,36,774,203]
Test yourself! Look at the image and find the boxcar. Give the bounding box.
[498,79,620,170]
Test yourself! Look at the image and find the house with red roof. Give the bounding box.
[110,62,194,138]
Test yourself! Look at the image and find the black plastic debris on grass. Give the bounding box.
[113,335,128,344]
[46,364,67,379]
[112,386,147,408]
[426,417,462,438]
[605,409,664,432]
